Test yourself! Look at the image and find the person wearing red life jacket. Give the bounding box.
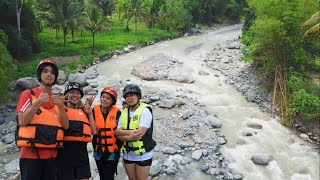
[16,59,69,180]
[92,86,122,180]
[56,82,97,180]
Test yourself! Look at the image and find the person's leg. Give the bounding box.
[135,159,152,180]
[74,164,91,180]
[20,158,42,180]
[135,166,150,180]
[123,160,137,180]
[95,159,116,180]
[42,158,58,180]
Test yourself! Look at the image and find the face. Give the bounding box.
[100,93,113,108]
[67,89,81,105]
[124,93,139,106]
[41,65,55,86]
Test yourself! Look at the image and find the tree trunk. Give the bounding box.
[63,26,67,47]
[56,28,59,39]
[16,0,24,59]
[71,29,74,42]
[92,32,95,50]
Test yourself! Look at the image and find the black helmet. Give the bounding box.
[123,84,141,99]
[36,59,59,85]
[64,82,83,97]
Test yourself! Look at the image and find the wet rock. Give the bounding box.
[247,122,263,129]
[198,70,209,76]
[200,163,209,172]
[0,116,5,125]
[162,147,176,155]
[68,73,87,87]
[1,133,15,144]
[14,77,39,91]
[192,150,202,160]
[218,137,226,145]
[82,86,93,95]
[56,70,67,85]
[299,133,309,141]
[90,83,99,88]
[204,115,222,128]
[251,153,273,166]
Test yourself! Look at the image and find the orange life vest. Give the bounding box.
[93,104,118,153]
[16,90,64,149]
[64,107,92,142]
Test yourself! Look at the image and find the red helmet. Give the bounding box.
[101,87,118,105]
[37,59,58,85]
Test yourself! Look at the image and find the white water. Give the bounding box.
[87,24,320,180]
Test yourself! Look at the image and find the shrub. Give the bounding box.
[289,89,320,120]
[0,29,8,45]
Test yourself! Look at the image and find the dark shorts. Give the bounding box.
[57,142,91,180]
[123,158,152,166]
[20,158,57,180]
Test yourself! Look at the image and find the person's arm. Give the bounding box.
[135,108,152,137]
[115,114,142,141]
[52,94,69,130]
[84,104,97,135]
[18,91,50,127]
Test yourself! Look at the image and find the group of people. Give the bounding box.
[15,59,156,180]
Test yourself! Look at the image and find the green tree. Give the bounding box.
[93,0,114,16]
[122,0,146,33]
[0,42,17,103]
[303,11,320,36]
[84,6,111,51]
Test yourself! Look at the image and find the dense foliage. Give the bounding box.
[242,0,320,124]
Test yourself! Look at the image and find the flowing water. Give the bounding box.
[86,24,320,180]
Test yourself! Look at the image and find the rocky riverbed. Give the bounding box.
[0,24,318,180]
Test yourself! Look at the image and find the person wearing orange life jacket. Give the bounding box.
[16,59,69,180]
[56,82,97,180]
[91,86,122,180]
[115,84,156,180]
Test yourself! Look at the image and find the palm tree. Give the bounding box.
[84,6,111,51]
[122,0,146,33]
[303,11,320,36]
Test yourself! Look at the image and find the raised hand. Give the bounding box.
[37,85,50,104]
[52,91,66,108]
[83,103,92,115]
[85,95,96,106]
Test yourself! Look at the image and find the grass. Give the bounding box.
[15,20,179,78]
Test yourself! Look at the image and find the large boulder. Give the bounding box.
[56,70,67,85]
[251,153,273,166]
[131,64,158,80]
[68,73,87,87]
[14,77,39,91]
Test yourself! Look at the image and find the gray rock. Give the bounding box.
[4,159,19,173]
[218,137,226,145]
[182,110,195,119]
[178,142,191,148]
[14,77,39,91]
[192,150,202,160]
[228,42,241,49]
[164,168,176,175]
[82,86,93,95]
[56,70,67,85]
[162,147,176,155]
[198,70,209,76]
[1,133,15,144]
[0,116,5,125]
[168,69,195,83]
[247,122,263,129]
[204,115,222,128]
[300,133,309,141]
[149,160,162,177]
[132,64,158,81]
[90,83,99,88]
[200,163,209,172]
[159,99,176,109]
[251,153,273,166]
[174,97,185,107]
[68,73,87,87]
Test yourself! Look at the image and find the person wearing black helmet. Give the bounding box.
[115,84,156,180]
[16,59,69,180]
[56,82,97,180]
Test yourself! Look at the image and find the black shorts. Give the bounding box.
[20,158,57,180]
[57,142,91,180]
[123,158,152,166]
